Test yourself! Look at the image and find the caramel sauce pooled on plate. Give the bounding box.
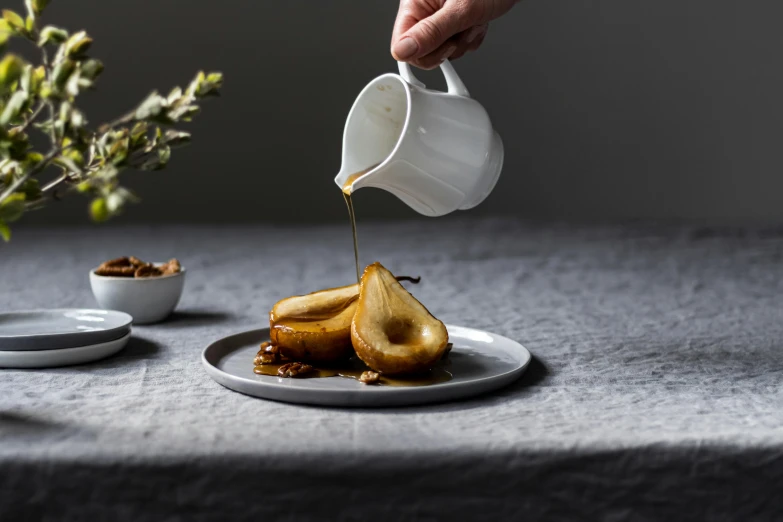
[253,348,453,387]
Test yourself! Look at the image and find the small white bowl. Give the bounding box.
[89,263,186,325]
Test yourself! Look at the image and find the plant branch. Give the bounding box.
[0,147,61,204]
[40,171,67,193]
[46,101,57,144]
[98,111,135,133]
[16,102,46,134]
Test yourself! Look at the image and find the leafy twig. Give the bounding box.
[0,1,222,237]
[15,101,45,133]
[0,147,61,202]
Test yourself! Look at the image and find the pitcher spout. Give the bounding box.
[334,72,411,195]
[335,163,383,195]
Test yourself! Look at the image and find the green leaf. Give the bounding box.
[24,15,34,33]
[0,20,12,35]
[0,54,25,91]
[65,31,92,58]
[58,100,71,122]
[206,72,223,84]
[69,108,85,128]
[167,86,182,104]
[38,81,52,99]
[185,71,205,98]
[134,91,166,120]
[106,192,122,213]
[157,145,171,167]
[80,59,103,80]
[0,90,28,125]
[28,0,49,17]
[21,177,40,200]
[38,26,68,46]
[0,219,10,241]
[0,192,26,222]
[7,136,30,161]
[194,71,223,97]
[90,197,108,222]
[52,58,76,91]
[109,137,129,165]
[24,151,43,165]
[65,70,81,97]
[19,64,32,92]
[163,129,191,148]
[53,155,81,173]
[130,121,148,147]
[2,10,25,32]
[19,64,43,95]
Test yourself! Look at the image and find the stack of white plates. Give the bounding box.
[0,309,132,369]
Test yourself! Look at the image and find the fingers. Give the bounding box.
[414,39,459,70]
[410,24,488,69]
[391,3,419,55]
[392,2,473,61]
[450,24,487,60]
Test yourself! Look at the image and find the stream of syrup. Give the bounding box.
[341,164,378,283]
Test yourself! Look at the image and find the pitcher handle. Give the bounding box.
[397,60,470,98]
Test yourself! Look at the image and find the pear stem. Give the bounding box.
[395,276,421,285]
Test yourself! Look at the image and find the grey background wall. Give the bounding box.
[16,0,783,225]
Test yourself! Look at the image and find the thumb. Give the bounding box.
[392,6,469,61]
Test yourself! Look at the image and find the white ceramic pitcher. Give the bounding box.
[334,60,503,217]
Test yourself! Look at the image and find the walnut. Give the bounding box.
[95,257,135,277]
[160,258,182,275]
[128,256,148,267]
[277,362,313,378]
[254,353,277,365]
[94,265,135,277]
[134,265,163,278]
[101,257,132,268]
[359,371,380,384]
[264,344,279,355]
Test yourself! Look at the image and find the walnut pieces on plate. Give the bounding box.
[254,342,289,366]
[94,256,182,278]
[277,362,313,378]
[359,371,380,384]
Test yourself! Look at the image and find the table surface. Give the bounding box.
[1,219,782,521]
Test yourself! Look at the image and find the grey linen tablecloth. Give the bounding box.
[1,219,782,521]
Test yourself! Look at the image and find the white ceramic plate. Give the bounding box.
[202,325,531,407]
[0,309,132,351]
[0,331,131,369]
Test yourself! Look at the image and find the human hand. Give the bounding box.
[391,0,518,70]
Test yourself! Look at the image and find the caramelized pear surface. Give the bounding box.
[270,283,359,362]
[351,263,448,375]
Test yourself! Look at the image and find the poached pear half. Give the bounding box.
[270,283,359,362]
[351,263,449,375]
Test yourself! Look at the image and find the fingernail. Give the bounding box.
[442,44,457,60]
[393,37,419,60]
[465,26,486,44]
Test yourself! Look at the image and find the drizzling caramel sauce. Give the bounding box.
[342,164,379,283]
[254,354,453,387]
[343,193,360,283]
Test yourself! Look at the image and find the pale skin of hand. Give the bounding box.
[391,0,519,70]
